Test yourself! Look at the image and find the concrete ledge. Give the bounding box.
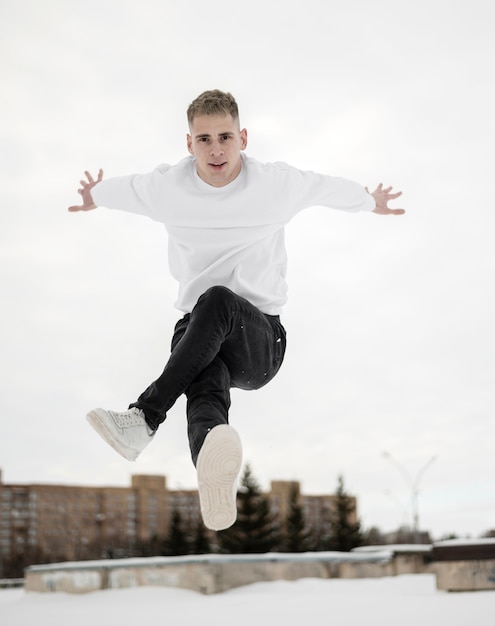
[25,551,401,595]
[434,559,495,592]
[432,539,495,592]
[352,544,432,576]
[0,578,24,589]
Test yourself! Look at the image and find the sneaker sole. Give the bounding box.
[86,409,139,462]
[196,425,242,531]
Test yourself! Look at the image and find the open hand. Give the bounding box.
[68,169,103,212]
[367,183,404,215]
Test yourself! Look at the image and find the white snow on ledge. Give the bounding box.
[26,550,396,573]
[353,544,432,554]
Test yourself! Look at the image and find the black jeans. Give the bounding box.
[130,286,287,464]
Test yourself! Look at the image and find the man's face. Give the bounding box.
[187,114,248,187]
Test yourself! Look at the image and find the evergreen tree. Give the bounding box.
[135,533,163,557]
[328,475,364,551]
[285,483,310,552]
[192,520,211,554]
[219,464,281,553]
[310,500,334,551]
[364,526,386,545]
[164,510,190,556]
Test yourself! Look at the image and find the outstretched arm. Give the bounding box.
[367,183,404,215]
[68,169,104,212]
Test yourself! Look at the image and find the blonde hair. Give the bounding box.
[187,90,239,126]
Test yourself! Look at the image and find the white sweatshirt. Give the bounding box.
[92,154,375,315]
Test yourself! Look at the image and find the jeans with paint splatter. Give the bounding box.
[130,286,286,464]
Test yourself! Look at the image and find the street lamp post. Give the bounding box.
[382,451,437,543]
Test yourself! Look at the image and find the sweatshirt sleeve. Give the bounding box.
[91,164,171,218]
[280,163,376,217]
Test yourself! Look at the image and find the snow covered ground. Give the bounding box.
[1,574,493,626]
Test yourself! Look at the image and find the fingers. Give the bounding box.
[372,206,405,215]
[376,183,397,194]
[69,169,102,212]
[68,202,96,212]
[80,169,103,188]
[370,184,403,199]
[369,183,404,215]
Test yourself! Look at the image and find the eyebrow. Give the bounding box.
[194,131,235,139]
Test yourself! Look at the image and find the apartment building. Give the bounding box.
[270,480,357,536]
[0,469,354,575]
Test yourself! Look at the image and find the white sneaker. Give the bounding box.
[196,425,242,531]
[86,407,155,461]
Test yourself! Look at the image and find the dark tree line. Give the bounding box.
[139,466,365,557]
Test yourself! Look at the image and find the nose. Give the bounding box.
[209,140,224,156]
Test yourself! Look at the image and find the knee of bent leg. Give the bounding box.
[198,285,236,310]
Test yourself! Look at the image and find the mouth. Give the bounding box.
[209,162,227,170]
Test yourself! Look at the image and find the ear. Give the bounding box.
[186,133,194,155]
[240,128,248,150]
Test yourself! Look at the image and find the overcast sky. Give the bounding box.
[1,0,494,540]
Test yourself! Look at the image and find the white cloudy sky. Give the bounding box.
[1,0,494,540]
